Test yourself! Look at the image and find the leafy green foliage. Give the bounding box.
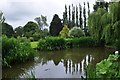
[37,36,97,51]
[66,37,97,48]
[14,26,23,37]
[69,27,85,38]
[93,1,109,12]
[63,5,68,25]
[34,15,48,30]
[32,29,49,41]
[59,25,69,38]
[88,8,106,42]
[96,54,120,78]
[2,35,34,67]
[37,37,66,50]
[87,54,120,78]
[2,23,14,37]
[23,21,38,38]
[115,39,120,51]
[17,36,30,43]
[103,2,120,46]
[85,64,96,78]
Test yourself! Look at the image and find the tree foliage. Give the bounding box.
[59,25,69,38]
[14,26,23,37]
[23,21,38,38]
[63,5,68,24]
[79,3,83,29]
[69,26,85,38]
[88,8,106,42]
[93,1,109,12]
[2,23,14,37]
[88,2,120,49]
[34,15,48,30]
[76,5,78,27]
[72,4,75,27]
[87,2,90,16]
[83,2,87,34]
[49,14,63,36]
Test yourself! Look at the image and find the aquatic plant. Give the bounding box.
[86,54,120,78]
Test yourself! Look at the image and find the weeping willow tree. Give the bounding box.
[88,1,120,49]
[88,8,106,42]
[109,2,120,24]
[101,13,113,44]
[102,2,120,45]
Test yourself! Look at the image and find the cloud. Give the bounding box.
[0,0,95,28]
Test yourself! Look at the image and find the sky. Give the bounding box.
[0,0,110,29]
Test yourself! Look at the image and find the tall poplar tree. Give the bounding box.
[76,5,79,27]
[68,5,72,28]
[63,4,68,24]
[69,5,71,23]
[87,2,90,16]
[83,2,87,34]
[79,3,83,29]
[72,4,75,27]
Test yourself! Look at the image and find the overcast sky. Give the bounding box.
[0,0,109,29]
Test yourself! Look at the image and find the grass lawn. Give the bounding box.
[31,41,38,48]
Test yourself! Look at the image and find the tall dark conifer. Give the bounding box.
[79,3,83,29]
[72,4,75,27]
[87,2,90,16]
[50,14,63,36]
[76,5,78,27]
[69,5,71,23]
[68,5,72,28]
[83,2,87,34]
[63,4,68,24]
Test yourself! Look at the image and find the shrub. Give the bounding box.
[37,36,97,51]
[69,26,85,38]
[37,37,66,50]
[17,36,30,43]
[59,25,69,38]
[2,35,34,67]
[65,37,97,48]
[32,32,40,41]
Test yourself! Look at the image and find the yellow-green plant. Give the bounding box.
[59,25,69,38]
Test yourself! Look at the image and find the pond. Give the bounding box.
[2,47,114,78]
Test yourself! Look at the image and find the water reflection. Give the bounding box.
[2,47,114,78]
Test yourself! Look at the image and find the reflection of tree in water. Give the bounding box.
[3,48,113,78]
[39,51,94,75]
[63,54,93,75]
[37,47,113,75]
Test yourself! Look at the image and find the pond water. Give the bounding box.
[2,47,114,78]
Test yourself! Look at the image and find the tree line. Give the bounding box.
[1,14,49,41]
[49,2,91,36]
[49,0,109,37]
[62,2,90,33]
